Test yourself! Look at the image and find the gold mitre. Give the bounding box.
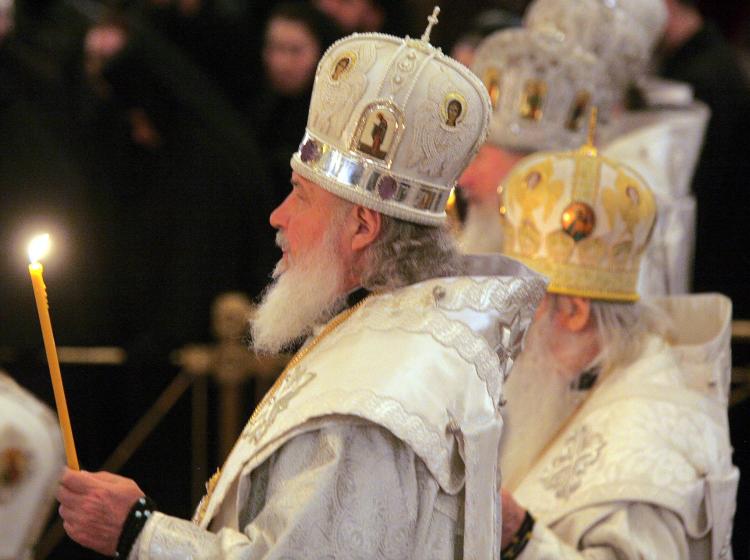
[291,7,492,226]
[500,110,657,302]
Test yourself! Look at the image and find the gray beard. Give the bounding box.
[249,232,346,355]
[458,199,504,254]
[499,319,588,491]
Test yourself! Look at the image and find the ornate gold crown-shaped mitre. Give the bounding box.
[524,0,667,93]
[500,113,657,301]
[471,28,615,152]
[291,8,491,226]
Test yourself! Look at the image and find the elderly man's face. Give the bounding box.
[270,172,348,274]
[254,172,356,353]
[458,144,525,205]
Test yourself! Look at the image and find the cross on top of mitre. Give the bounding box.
[421,6,441,42]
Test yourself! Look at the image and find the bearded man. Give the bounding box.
[56,17,546,560]
[494,135,738,558]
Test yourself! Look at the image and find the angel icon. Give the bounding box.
[310,46,376,138]
[406,77,472,178]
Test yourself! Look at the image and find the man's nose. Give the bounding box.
[269,199,288,229]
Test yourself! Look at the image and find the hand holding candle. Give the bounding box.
[28,233,79,470]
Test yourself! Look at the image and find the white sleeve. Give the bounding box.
[519,502,690,559]
[131,420,454,559]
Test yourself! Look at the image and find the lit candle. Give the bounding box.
[28,234,79,470]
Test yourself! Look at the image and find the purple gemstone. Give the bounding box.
[378,176,398,200]
[300,139,320,163]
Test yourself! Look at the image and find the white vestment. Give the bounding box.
[0,372,64,560]
[501,294,738,559]
[130,256,546,560]
[602,94,709,297]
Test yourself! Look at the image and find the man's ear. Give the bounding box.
[350,206,382,252]
[555,296,592,333]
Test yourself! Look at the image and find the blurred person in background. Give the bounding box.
[0,0,107,352]
[658,6,750,557]
[449,8,521,68]
[445,6,522,233]
[313,0,414,36]
[657,0,750,320]
[73,10,277,356]
[457,0,710,302]
[0,0,11,40]
[252,2,341,208]
[453,14,615,255]
[134,0,259,108]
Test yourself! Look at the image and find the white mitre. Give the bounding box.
[291,8,492,226]
[0,371,64,560]
[602,105,708,203]
[524,0,667,94]
[470,27,614,153]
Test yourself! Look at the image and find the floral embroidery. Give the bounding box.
[540,425,605,499]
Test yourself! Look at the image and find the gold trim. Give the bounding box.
[193,468,221,525]
[350,101,405,168]
[440,92,468,126]
[572,151,600,204]
[566,91,592,132]
[330,51,357,81]
[250,296,373,426]
[193,296,374,526]
[520,79,546,121]
[510,254,640,302]
[483,68,501,109]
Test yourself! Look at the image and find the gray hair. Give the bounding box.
[360,216,462,292]
[590,298,673,372]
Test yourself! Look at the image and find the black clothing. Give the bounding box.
[249,87,312,209]
[660,22,750,319]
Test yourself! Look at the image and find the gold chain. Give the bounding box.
[248,294,373,426]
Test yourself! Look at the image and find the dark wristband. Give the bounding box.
[115,495,157,559]
[501,509,535,560]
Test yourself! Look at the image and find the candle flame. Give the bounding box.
[28,233,51,263]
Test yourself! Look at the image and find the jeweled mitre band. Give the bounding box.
[291,132,453,226]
